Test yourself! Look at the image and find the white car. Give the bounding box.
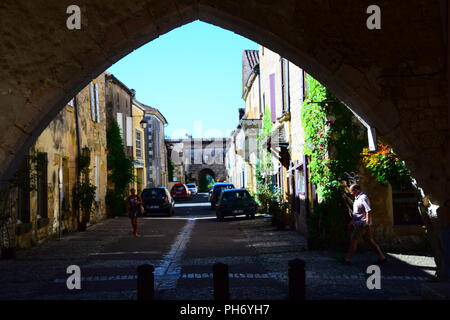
[186,183,198,195]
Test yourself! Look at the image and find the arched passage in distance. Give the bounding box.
[198,168,216,193]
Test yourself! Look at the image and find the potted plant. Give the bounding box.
[0,188,17,259]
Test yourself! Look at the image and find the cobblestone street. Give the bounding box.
[0,195,436,300]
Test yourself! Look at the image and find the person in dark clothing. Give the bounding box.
[126,188,143,237]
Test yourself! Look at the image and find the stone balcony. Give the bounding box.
[239,118,262,132]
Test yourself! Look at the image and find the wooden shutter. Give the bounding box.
[89,83,96,121]
[126,116,133,147]
[117,113,123,138]
[269,73,276,122]
[95,155,100,201]
[283,59,290,112]
[94,83,100,122]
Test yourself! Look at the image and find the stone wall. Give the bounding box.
[15,73,108,249]
[0,0,448,272]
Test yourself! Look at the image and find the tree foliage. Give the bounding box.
[106,120,135,216]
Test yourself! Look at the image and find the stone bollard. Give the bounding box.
[213,262,230,300]
[288,259,305,300]
[137,264,155,300]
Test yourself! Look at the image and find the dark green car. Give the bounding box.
[215,189,257,221]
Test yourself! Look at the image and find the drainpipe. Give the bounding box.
[257,65,262,117]
[74,95,82,162]
[130,90,135,159]
[74,95,82,228]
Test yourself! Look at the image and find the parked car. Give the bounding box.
[186,183,198,195]
[141,187,175,217]
[208,188,213,201]
[170,183,192,201]
[216,189,257,221]
[210,183,235,209]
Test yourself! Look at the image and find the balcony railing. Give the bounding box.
[239,118,262,131]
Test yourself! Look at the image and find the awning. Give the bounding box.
[261,123,290,168]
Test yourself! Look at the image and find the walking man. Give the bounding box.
[343,184,387,265]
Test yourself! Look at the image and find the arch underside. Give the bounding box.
[0,0,447,214]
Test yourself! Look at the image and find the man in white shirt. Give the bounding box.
[343,184,386,265]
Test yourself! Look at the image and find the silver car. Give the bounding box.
[186,183,198,195]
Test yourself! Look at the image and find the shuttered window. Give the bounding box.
[62,157,70,213]
[117,113,123,139]
[18,156,30,223]
[95,155,100,201]
[135,130,142,159]
[269,73,276,123]
[37,153,48,219]
[90,83,96,121]
[281,58,290,113]
[95,83,100,122]
[126,116,133,147]
[89,82,100,123]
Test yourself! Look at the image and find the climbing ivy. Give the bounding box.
[301,74,366,249]
[168,159,175,182]
[72,147,97,230]
[105,120,135,217]
[254,105,289,228]
[257,105,273,143]
[9,151,47,192]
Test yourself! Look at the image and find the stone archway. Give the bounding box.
[0,1,448,276]
[198,168,216,193]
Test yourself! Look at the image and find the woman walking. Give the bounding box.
[126,188,143,237]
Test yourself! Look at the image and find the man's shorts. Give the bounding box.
[351,225,372,241]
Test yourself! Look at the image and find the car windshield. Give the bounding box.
[186,184,196,188]
[214,185,234,193]
[172,185,185,191]
[222,190,251,201]
[142,189,166,199]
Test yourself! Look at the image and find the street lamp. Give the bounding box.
[140,119,147,129]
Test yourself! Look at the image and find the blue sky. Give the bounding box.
[107,20,259,139]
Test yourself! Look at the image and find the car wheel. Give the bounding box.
[251,213,255,219]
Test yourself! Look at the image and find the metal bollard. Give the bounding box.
[288,259,305,300]
[213,262,230,300]
[137,264,155,300]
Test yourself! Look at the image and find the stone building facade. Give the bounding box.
[166,138,229,191]
[104,73,134,159]
[130,101,147,194]
[12,74,108,249]
[227,46,427,250]
[139,103,169,188]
